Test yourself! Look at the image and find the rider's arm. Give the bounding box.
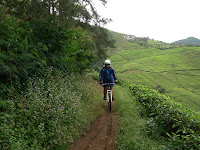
[111,67,117,80]
[99,66,105,82]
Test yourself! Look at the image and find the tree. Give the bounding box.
[0,0,114,62]
[0,0,109,27]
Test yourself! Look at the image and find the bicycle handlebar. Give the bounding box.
[101,83,115,86]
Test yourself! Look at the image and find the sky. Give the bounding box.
[95,0,200,43]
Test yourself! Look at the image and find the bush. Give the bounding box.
[118,79,200,149]
[0,7,95,102]
[0,68,103,149]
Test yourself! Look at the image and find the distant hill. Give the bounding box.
[109,34,200,111]
[172,37,200,45]
[108,31,179,51]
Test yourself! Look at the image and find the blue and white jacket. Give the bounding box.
[99,66,117,81]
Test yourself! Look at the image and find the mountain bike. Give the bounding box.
[102,83,114,112]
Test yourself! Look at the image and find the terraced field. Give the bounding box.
[108,31,200,111]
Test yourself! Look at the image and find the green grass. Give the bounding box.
[108,31,180,52]
[147,39,180,49]
[109,47,200,111]
[115,85,168,149]
[108,31,144,53]
[119,81,200,149]
[108,31,200,112]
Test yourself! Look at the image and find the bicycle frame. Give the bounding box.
[106,85,112,103]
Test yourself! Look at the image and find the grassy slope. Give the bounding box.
[108,31,144,53]
[108,31,200,112]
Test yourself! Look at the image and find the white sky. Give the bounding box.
[95,0,200,43]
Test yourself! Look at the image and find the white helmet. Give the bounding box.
[105,60,111,65]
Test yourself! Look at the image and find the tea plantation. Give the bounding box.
[108,31,200,149]
[109,31,200,112]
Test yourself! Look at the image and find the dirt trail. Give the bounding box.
[69,82,119,150]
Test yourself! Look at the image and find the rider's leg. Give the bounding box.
[104,86,108,99]
[110,86,114,100]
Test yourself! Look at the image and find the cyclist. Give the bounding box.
[99,60,117,100]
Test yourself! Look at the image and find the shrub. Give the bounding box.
[0,8,95,102]
[118,79,200,149]
[0,68,103,149]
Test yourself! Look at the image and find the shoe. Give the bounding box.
[103,97,107,100]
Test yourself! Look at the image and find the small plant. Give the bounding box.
[155,84,166,93]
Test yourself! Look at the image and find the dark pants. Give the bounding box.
[103,78,114,98]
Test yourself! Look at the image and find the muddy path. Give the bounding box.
[69,82,119,150]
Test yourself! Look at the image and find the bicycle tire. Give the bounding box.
[107,89,112,112]
[109,100,111,111]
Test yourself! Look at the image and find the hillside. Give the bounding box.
[108,31,180,52]
[108,31,200,112]
[172,37,200,45]
[108,31,141,51]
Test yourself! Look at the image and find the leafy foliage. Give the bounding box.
[119,79,200,149]
[0,8,96,102]
[0,0,109,27]
[85,25,115,58]
[0,1,113,149]
[0,69,103,149]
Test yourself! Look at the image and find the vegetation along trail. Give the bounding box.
[69,81,119,150]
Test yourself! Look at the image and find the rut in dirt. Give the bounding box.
[69,101,119,150]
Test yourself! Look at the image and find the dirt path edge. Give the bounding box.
[68,81,119,150]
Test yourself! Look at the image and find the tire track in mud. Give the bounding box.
[69,81,119,150]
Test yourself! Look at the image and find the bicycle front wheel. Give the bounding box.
[109,99,111,112]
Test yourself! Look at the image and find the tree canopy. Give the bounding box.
[0,0,115,101]
[1,0,110,27]
[0,0,114,57]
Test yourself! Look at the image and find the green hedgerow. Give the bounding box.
[118,79,200,149]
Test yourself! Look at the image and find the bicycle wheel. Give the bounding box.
[109,100,111,111]
[108,95,111,112]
